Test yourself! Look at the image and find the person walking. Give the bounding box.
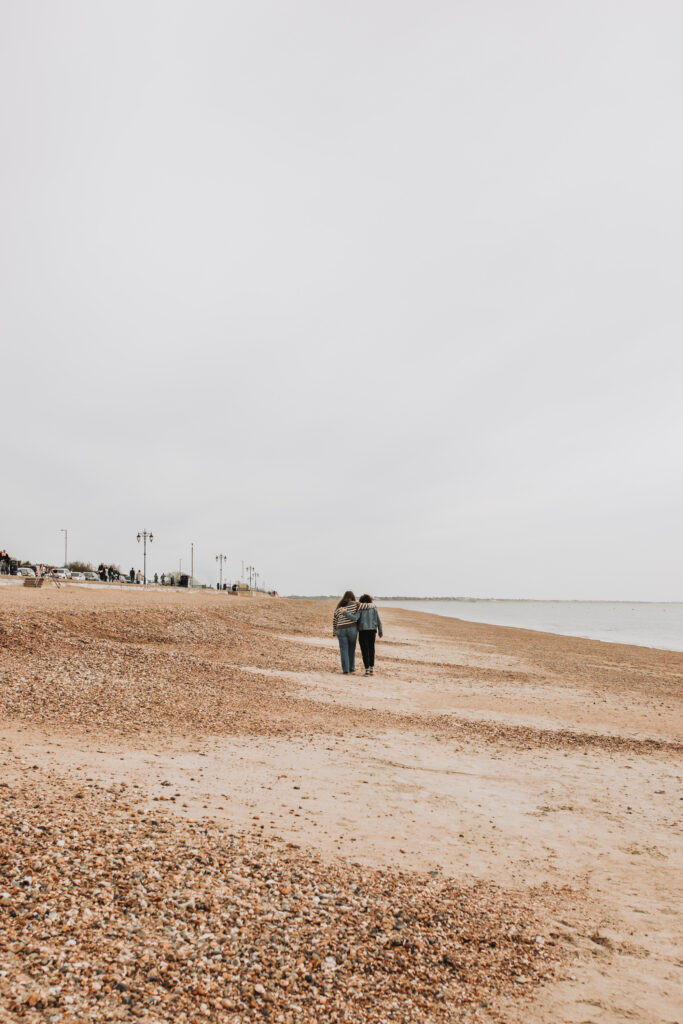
[332,591,360,674]
[357,594,383,676]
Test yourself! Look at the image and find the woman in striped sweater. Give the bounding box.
[332,591,360,674]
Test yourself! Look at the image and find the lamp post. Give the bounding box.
[216,553,227,591]
[191,543,194,588]
[136,530,153,584]
[246,564,254,589]
[61,529,68,568]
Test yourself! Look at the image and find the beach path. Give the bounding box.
[1,586,681,1023]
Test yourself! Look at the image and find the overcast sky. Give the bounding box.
[2,1,682,598]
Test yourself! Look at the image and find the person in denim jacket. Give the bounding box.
[357,594,383,676]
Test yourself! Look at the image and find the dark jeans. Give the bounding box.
[359,629,376,669]
[337,627,357,673]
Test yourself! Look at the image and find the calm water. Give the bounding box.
[376,600,683,653]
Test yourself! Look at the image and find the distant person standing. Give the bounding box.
[154,572,159,584]
[357,594,383,676]
[332,591,360,674]
[136,569,142,584]
[129,567,135,583]
[161,572,165,585]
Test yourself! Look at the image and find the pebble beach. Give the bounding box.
[1,584,681,1023]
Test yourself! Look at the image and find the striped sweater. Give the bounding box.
[332,601,360,636]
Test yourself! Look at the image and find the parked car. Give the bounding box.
[84,571,99,581]
[70,571,85,580]
[17,566,36,577]
[52,568,70,579]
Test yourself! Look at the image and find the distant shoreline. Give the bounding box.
[287,595,683,604]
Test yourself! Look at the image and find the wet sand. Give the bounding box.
[1,584,681,1023]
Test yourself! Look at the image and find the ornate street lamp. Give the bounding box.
[216,553,227,591]
[136,530,154,584]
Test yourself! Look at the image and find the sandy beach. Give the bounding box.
[1,584,681,1023]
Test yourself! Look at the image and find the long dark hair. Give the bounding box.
[336,590,356,609]
[359,593,373,604]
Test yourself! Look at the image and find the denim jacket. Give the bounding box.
[358,603,383,636]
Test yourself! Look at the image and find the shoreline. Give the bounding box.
[1,587,681,1023]
[382,598,683,604]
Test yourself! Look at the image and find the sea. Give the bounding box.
[376,600,683,653]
